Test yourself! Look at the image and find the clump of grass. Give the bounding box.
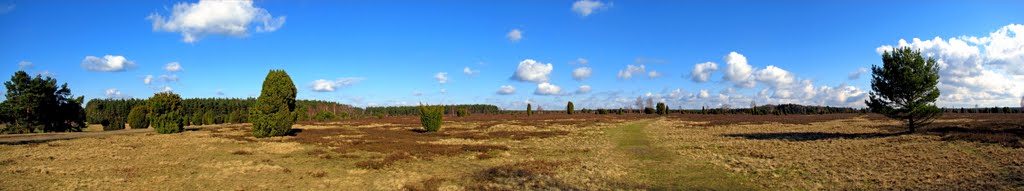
[404,178,446,191]
[470,160,576,190]
[419,105,444,132]
[230,150,252,155]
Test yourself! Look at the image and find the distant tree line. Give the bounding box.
[943,107,1021,114]
[85,98,360,129]
[365,104,500,116]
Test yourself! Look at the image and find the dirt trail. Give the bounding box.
[0,129,151,144]
[606,119,759,190]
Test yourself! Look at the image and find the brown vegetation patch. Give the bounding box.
[290,126,511,168]
[926,124,1024,148]
[403,178,448,191]
[469,160,577,190]
[668,113,871,126]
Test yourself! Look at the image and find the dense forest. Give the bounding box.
[365,104,501,116]
[85,98,361,129]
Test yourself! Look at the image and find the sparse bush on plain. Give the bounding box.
[127,105,149,129]
[419,105,443,132]
[250,70,298,138]
[457,108,469,117]
[656,102,667,115]
[149,92,184,134]
[643,107,655,114]
[527,103,533,116]
[566,101,574,115]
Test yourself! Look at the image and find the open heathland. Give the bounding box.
[1,113,1022,190]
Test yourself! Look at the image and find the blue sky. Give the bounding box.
[2,0,1023,109]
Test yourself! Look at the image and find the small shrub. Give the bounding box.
[527,104,532,116]
[102,119,126,131]
[127,105,149,129]
[656,102,667,115]
[148,92,184,134]
[313,111,337,121]
[419,105,443,132]
[456,108,469,117]
[597,109,608,114]
[643,107,655,114]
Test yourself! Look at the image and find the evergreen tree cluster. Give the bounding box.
[365,104,499,116]
[0,71,86,133]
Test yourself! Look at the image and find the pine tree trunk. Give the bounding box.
[908,117,916,133]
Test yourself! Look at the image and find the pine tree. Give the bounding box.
[250,70,297,138]
[866,47,941,132]
[1,71,85,133]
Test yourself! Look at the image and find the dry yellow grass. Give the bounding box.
[1,115,1021,190]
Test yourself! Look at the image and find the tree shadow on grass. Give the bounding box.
[285,128,304,136]
[925,125,1023,148]
[722,131,907,141]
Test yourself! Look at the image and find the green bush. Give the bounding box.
[149,92,184,134]
[127,105,149,129]
[456,108,469,117]
[656,102,667,115]
[597,109,608,114]
[191,111,204,126]
[643,107,655,114]
[313,111,337,121]
[204,111,216,125]
[250,70,297,138]
[527,104,532,116]
[566,101,574,115]
[419,105,443,132]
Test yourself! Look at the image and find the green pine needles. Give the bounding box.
[250,70,298,138]
[419,105,444,132]
[127,105,149,129]
[149,92,184,134]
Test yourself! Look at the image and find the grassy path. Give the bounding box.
[606,119,758,190]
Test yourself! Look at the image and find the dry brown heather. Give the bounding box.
[1,113,1022,190]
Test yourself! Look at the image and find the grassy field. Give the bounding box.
[1,113,1022,190]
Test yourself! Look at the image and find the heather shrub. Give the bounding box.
[250,70,297,138]
[127,105,149,129]
[419,105,443,132]
[149,92,184,134]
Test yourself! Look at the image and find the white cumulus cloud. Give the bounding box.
[617,64,645,79]
[754,65,795,88]
[434,72,448,84]
[105,88,125,98]
[507,29,522,42]
[572,67,592,81]
[535,82,562,95]
[144,75,154,85]
[497,85,516,95]
[723,52,755,88]
[511,59,553,83]
[148,0,286,43]
[310,77,366,92]
[164,62,183,72]
[690,62,718,82]
[81,55,134,72]
[572,0,607,17]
